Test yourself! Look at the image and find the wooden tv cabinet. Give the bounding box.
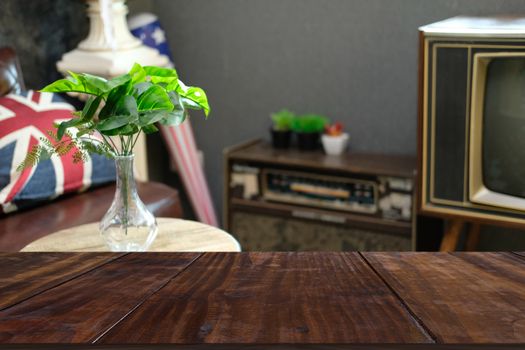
[223,139,419,251]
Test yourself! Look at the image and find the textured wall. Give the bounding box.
[0,0,88,89]
[152,0,525,223]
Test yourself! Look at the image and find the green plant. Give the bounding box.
[291,114,329,133]
[271,109,295,131]
[18,63,210,170]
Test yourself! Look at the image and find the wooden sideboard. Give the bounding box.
[223,139,420,251]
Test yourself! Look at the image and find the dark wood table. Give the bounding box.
[0,252,524,348]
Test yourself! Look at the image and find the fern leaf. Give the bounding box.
[17,145,41,171]
[72,150,85,164]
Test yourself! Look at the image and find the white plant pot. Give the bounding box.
[321,133,349,155]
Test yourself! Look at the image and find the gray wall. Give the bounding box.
[152,0,525,224]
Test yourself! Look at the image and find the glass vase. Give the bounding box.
[100,155,158,251]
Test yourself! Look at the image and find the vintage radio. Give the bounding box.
[262,169,378,214]
[232,167,414,223]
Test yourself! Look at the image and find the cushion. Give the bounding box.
[0,90,115,214]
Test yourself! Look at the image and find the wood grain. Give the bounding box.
[513,252,525,259]
[0,253,200,343]
[1,252,524,345]
[464,223,480,251]
[439,220,464,252]
[363,252,525,343]
[0,253,122,310]
[228,140,416,178]
[0,346,495,350]
[99,252,431,344]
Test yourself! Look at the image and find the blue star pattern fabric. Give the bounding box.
[128,13,174,63]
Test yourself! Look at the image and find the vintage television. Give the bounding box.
[419,16,525,227]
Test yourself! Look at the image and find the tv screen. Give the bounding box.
[482,57,525,198]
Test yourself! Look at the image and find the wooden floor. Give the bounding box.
[0,252,524,346]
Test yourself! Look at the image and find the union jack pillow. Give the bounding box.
[0,90,115,214]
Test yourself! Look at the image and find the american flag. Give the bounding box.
[0,91,109,213]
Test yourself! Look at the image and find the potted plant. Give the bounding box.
[18,63,210,252]
[322,122,349,155]
[291,114,329,151]
[270,109,295,149]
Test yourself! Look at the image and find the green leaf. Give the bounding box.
[181,97,201,110]
[96,115,137,131]
[138,111,167,127]
[165,78,180,91]
[129,63,147,85]
[176,81,210,116]
[100,123,139,136]
[76,72,111,92]
[40,71,121,96]
[119,123,139,136]
[76,127,94,137]
[271,109,295,131]
[98,81,133,119]
[107,73,132,91]
[137,85,174,112]
[168,91,184,111]
[41,75,103,96]
[159,110,186,126]
[291,114,329,133]
[114,95,138,117]
[57,118,84,140]
[150,76,178,86]
[144,66,178,78]
[144,66,178,86]
[134,82,153,96]
[81,95,103,121]
[141,124,159,134]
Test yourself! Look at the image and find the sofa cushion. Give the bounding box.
[0,90,115,213]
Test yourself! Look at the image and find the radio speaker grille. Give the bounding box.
[231,212,411,251]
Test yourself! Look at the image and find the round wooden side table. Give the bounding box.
[21,218,241,252]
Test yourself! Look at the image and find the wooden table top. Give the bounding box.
[0,252,524,346]
[20,218,241,252]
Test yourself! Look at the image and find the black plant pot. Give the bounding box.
[271,129,292,149]
[296,132,321,151]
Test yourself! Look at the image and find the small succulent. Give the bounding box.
[325,122,344,136]
[271,109,295,131]
[291,114,329,133]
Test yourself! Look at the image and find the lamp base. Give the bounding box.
[57,45,169,77]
